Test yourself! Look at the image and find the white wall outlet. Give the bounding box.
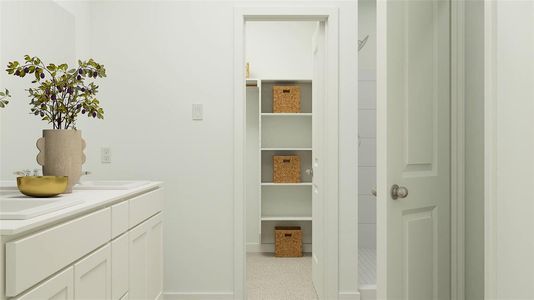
[101,147,111,164]
[192,104,203,120]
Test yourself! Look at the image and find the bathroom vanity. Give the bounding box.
[0,182,163,300]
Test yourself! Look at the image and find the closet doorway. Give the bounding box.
[233,7,342,300]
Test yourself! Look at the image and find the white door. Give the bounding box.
[74,244,112,300]
[311,21,325,299]
[377,0,451,299]
[14,267,74,300]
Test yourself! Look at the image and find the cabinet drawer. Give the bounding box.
[6,208,111,297]
[112,201,129,238]
[13,267,74,300]
[129,189,162,228]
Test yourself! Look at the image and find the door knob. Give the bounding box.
[391,184,408,200]
[371,188,377,197]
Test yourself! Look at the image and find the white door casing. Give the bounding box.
[377,0,451,299]
[234,7,341,299]
[311,21,325,299]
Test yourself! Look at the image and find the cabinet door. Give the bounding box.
[112,233,129,300]
[128,219,149,300]
[74,244,112,300]
[128,213,162,300]
[147,214,163,300]
[14,267,74,300]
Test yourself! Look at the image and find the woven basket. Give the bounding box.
[273,86,301,113]
[273,155,301,183]
[275,226,303,257]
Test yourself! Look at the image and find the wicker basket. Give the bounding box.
[273,86,301,113]
[273,155,301,183]
[275,226,303,257]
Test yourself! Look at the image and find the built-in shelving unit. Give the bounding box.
[246,78,313,251]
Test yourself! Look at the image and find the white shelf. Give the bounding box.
[261,147,312,151]
[247,78,312,83]
[261,113,312,117]
[261,216,312,221]
[261,182,312,186]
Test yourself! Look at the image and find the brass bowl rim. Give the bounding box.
[17,176,68,179]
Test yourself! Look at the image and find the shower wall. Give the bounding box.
[358,0,377,249]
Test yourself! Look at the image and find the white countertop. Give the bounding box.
[0,181,162,236]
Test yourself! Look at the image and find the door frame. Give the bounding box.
[450,0,466,299]
[233,6,340,300]
[376,0,466,298]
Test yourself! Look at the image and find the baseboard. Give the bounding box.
[339,291,361,300]
[246,243,312,253]
[163,292,234,300]
[359,285,377,300]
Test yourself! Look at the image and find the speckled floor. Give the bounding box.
[246,249,376,299]
[246,252,318,300]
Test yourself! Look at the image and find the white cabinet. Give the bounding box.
[13,267,74,300]
[3,187,163,300]
[6,208,111,296]
[128,213,162,300]
[74,244,112,300]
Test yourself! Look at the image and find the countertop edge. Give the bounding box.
[0,181,163,237]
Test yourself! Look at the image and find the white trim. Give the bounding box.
[484,1,498,298]
[339,291,362,300]
[451,0,466,299]
[234,6,341,300]
[246,243,313,253]
[163,292,234,300]
[375,0,388,299]
[233,8,246,300]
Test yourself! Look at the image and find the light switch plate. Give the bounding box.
[192,104,203,120]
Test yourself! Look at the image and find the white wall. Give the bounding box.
[0,1,76,175]
[464,1,485,299]
[245,21,316,79]
[0,1,358,297]
[358,0,376,250]
[486,1,534,298]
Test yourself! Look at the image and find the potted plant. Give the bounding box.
[6,55,106,192]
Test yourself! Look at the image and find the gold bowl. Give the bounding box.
[17,176,68,197]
